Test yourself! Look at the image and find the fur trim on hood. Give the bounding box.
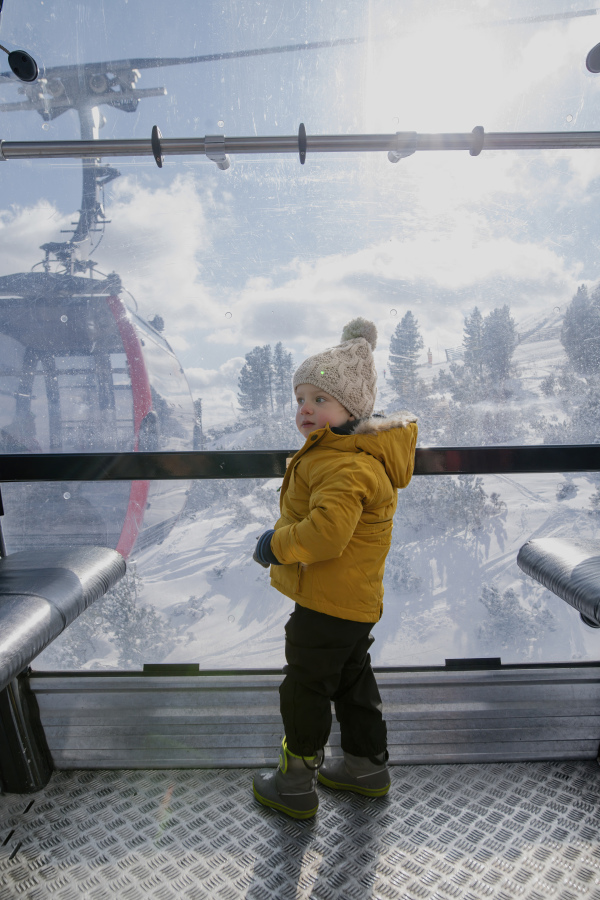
[352,410,418,436]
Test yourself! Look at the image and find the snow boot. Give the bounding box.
[318,749,390,797]
[253,737,322,819]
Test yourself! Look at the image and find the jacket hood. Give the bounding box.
[352,410,418,436]
[320,410,418,489]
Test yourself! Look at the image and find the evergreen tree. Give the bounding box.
[260,345,275,412]
[463,307,484,380]
[481,305,516,382]
[237,350,261,413]
[273,342,295,413]
[589,478,600,516]
[193,398,204,450]
[478,583,556,654]
[237,345,274,413]
[388,311,424,405]
[561,285,600,377]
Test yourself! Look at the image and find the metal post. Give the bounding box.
[0,676,53,793]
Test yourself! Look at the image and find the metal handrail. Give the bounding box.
[1,129,600,163]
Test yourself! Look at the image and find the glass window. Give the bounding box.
[0,0,598,669]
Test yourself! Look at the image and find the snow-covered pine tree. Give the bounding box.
[388,311,424,406]
[481,305,516,383]
[237,345,275,413]
[273,342,295,413]
[238,351,260,413]
[193,398,204,450]
[561,285,600,377]
[478,583,556,654]
[463,307,484,381]
[260,345,275,412]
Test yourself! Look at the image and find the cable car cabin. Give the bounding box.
[0,273,195,556]
[2,1,600,897]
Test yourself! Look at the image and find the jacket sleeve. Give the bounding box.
[270,457,379,565]
[399,421,418,488]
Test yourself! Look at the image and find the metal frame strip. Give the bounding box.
[30,666,600,767]
[0,444,598,481]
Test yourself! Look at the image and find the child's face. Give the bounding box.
[295,384,354,437]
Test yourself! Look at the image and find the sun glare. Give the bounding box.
[363,16,507,133]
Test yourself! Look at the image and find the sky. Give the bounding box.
[1,0,600,425]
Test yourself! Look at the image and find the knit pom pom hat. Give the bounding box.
[293,318,378,420]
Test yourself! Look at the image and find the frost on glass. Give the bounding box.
[2,1,599,667]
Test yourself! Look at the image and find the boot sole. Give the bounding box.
[253,782,318,819]
[317,771,390,798]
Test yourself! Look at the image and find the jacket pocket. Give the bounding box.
[296,562,312,596]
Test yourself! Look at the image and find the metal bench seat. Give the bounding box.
[0,546,125,793]
[517,537,600,628]
[0,546,125,693]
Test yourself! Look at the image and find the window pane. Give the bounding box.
[33,471,600,670]
[1,0,598,670]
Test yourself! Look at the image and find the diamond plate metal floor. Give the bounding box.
[2,760,600,900]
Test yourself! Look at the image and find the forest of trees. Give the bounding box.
[165,270,600,459]
[233,288,598,446]
[429,304,517,406]
[383,303,519,447]
[541,283,600,445]
[384,285,600,451]
[561,284,600,376]
[237,341,295,415]
[233,303,521,424]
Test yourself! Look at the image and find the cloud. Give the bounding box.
[0,155,583,386]
[562,149,600,195]
[209,210,581,362]
[184,356,246,427]
[185,356,245,392]
[0,201,71,274]
[363,12,596,134]
[94,173,230,338]
[164,334,191,356]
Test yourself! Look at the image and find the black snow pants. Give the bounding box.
[279,603,387,758]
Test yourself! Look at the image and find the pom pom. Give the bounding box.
[341,317,377,350]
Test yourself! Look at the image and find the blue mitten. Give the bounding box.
[253,529,281,567]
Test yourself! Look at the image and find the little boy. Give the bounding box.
[252,317,418,819]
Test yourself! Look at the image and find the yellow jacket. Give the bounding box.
[270,412,418,622]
